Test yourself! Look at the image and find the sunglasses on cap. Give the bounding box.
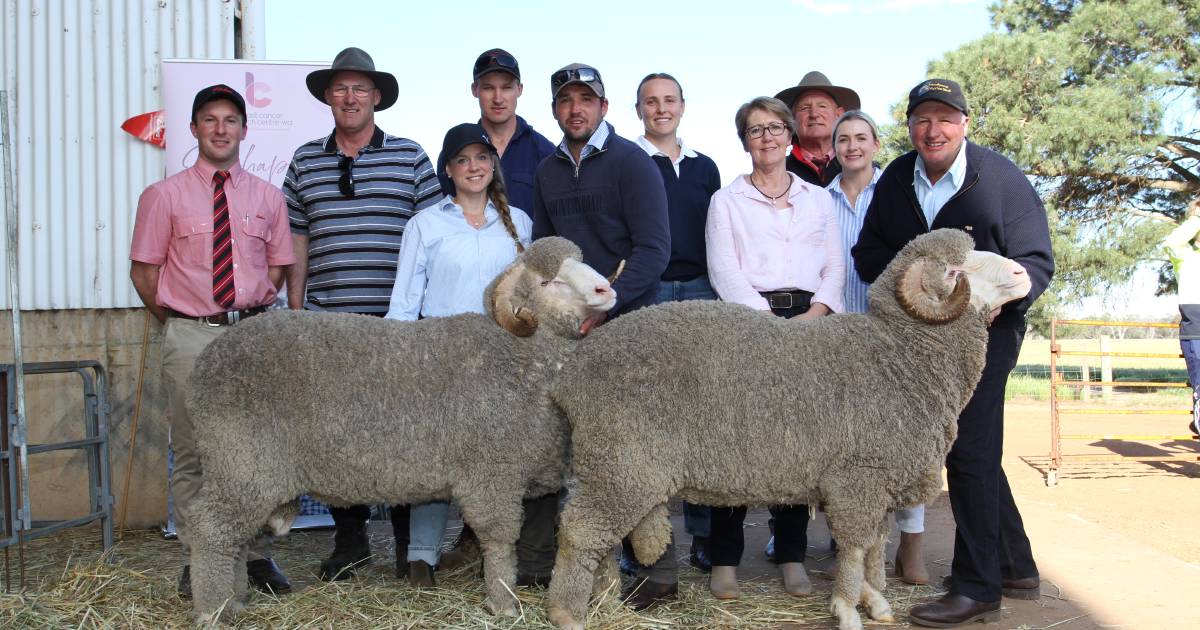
[474,51,518,78]
[338,156,355,198]
[551,67,602,94]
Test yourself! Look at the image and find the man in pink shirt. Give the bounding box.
[129,84,296,598]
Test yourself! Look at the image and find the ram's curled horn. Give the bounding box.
[894,258,971,324]
[607,259,626,285]
[489,262,539,336]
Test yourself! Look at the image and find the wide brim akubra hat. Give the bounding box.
[306,47,399,111]
[774,71,861,111]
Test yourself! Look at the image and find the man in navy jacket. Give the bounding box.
[465,48,555,212]
[533,63,670,320]
[853,79,1054,628]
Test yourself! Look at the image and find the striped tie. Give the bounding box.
[212,170,236,309]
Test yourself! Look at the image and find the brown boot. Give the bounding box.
[894,531,929,585]
[438,524,481,570]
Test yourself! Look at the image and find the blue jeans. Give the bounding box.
[657,275,718,303]
[408,501,449,565]
[1181,338,1200,430]
[658,275,715,538]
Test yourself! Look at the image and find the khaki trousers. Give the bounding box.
[162,317,272,563]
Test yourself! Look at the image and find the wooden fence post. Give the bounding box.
[1100,334,1113,401]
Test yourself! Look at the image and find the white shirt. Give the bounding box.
[385,195,533,320]
[558,121,610,167]
[635,135,698,177]
[913,141,969,228]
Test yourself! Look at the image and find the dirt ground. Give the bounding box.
[364,401,1199,629]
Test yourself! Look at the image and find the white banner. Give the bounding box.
[162,59,332,185]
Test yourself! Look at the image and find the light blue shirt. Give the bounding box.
[385,195,533,320]
[826,166,882,314]
[558,121,610,166]
[912,142,968,228]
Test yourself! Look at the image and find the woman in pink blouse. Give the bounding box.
[703,96,844,600]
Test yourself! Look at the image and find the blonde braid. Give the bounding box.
[489,154,525,253]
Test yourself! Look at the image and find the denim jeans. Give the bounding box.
[407,501,450,565]
[657,275,718,303]
[895,505,925,534]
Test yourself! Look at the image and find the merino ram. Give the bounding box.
[182,237,615,624]
[544,229,1033,630]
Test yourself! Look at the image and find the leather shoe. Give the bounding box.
[177,565,192,600]
[688,536,712,573]
[516,573,551,588]
[623,578,678,611]
[909,593,1001,628]
[438,525,481,570]
[247,558,292,595]
[407,560,435,588]
[940,574,1041,600]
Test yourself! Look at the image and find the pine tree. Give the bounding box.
[881,0,1200,330]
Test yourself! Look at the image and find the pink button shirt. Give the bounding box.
[130,159,296,316]
[705,172,845,313]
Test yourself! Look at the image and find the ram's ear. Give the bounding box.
[895,258,971,324]
[487,262,539,337]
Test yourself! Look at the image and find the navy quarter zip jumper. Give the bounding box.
[852,141,1054,329]
[532,122,671,318]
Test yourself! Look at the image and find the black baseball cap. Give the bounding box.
[473,48,520,81]
[436,123,498,196]
[191,84,247,122]
[550,63,605,99]
[906,78,969,117]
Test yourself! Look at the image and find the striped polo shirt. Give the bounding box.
[285,126,442,314]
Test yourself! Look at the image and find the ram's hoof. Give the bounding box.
[547,605,584,630]
[484,597,517,617]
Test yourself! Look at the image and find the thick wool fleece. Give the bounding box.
[183,239,590,624]
[545,229,989,629]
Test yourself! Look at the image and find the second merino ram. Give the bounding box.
[544,229,1033,630]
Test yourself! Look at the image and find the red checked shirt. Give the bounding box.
[130,159,295,317]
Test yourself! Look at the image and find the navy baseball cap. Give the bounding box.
[191,84,247,122]
[473,48,520,81]
[906,78,969,117]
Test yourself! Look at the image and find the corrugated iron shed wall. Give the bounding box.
[0,0,237,309]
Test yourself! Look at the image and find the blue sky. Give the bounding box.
[265,0,994,181]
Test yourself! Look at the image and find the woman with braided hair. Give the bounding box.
[384,122,531,586]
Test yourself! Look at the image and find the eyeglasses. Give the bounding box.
[338,156,355,197]
[551,67,602,95]
[745,122,788,139]
[328,85,375,99]
[473,51,519,77]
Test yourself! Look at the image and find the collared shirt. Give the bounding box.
[385,195,532,321]
[706,172,845,313]
[558,121,610,167]
[826,167,882,314]
[130,159,295,317]
[285,126,442,314]
[636,135,698,177]
[913,141,968,228]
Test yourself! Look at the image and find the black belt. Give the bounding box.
[759,290,813,310]
[166,306,268,326]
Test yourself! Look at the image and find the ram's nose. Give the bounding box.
[588,282,615,309]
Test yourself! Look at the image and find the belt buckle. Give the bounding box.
[200,315,223,327]
[770,293,793,309]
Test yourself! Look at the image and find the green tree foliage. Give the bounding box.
[880,0,1199,331]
